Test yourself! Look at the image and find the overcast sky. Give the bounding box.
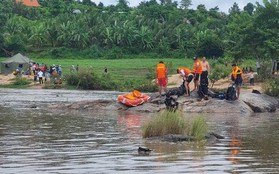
[91,0,262,13]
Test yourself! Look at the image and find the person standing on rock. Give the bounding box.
[231,64,243,99]
[177,68,194,96]
[200,57,210,100]
[193,56,202,91]
[156,61,168,97]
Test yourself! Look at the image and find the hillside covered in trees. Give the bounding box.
[0,0,278,60]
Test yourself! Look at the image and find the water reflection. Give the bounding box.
[0,108,279,173]
[117,112,143,140]
[227,118,242,165]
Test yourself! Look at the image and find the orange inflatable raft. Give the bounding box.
[117,90,150,107]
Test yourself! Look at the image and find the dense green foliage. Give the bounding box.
[142,110,207,140]
[0,0,278,60]
[64,68,119,90]
[263,77,279,97]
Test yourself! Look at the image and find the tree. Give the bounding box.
[180,0,191,9]
[46,0,66,16]
[116,0,129,11]
[195,30,224,58]
[251,0,279,60]
[244,2,254,15]
[225,12,254,60]
[82,0,93,6]
[229,2,240,15]
[197,4,207,12]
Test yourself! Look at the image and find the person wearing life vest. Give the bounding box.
[193,56,202,91]
[177,67,194,96]
[156,61,168,97]
[231,64,243,99]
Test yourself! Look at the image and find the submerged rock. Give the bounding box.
[147,132,225,143]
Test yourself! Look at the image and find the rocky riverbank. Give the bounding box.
[1,88,277,116]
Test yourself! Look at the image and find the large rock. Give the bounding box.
[49,91,278,116]
[240,93,279,112]
[128,91,279,115]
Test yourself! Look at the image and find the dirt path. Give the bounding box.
[0,74,44,89]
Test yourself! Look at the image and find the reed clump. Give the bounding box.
[142,110,207,140]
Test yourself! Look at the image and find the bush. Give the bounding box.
[263,77,279,97]
[81,45,104,58]
[12,76,31,86]
[105,46,124,59]
[136,80,157,92]
[49,48,63,58]
[99,73,120,90]
[142,110,208,140]
[64,68,119,90]
[209,64,230,88]
[256,61,272,82]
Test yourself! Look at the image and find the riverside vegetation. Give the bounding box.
[0,0,279,95]
[142,110,207,141]
[1,58,278,97]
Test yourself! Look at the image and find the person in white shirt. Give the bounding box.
[38,69,44,84]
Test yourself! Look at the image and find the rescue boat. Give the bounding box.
[117,90,150,107]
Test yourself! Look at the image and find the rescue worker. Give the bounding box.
[231,64,243,99]
[193,56,202,91]
[177,68,194,96]
[156,61,168,97]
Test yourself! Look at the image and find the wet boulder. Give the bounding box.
[240,93,279,112]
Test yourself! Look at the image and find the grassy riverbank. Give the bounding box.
[0,56,256,91]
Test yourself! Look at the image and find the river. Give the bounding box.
[0,89,279,173]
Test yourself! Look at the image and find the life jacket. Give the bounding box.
[183,68,193,77]
[232,66,242,79]
[193,59,202,74]
[156,63,167,78]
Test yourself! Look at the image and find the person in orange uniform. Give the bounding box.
[156,61,168,97]
[193,56,202,91]
[177,68,194,96]
[231,64,243,99]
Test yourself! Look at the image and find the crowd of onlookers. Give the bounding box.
[14,62,65,85]
[13,62,82,86]
[29,63,63,84]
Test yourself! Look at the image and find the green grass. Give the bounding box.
[1,57,193,90]
[0,56,256,81]
[32,58,192,78]
[142,110,208,140]
[0,56,257,90]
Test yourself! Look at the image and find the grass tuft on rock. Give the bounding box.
[142,110,207,140]
[191,116,208,141]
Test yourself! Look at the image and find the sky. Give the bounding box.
[90,0,262,13]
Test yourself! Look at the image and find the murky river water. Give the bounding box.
[0,90,279,173]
